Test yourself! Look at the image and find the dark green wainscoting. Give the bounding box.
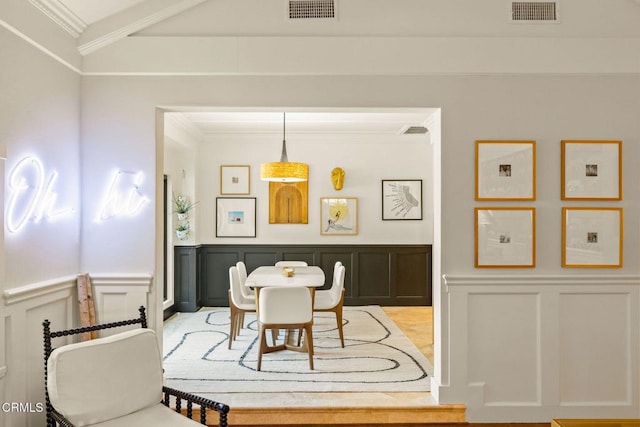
[173,244,432,312]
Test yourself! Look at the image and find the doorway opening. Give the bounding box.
[156,105,442,392]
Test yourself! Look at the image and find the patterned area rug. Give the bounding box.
[162,306,432,393]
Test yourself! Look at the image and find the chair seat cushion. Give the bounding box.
[313,290,335,310]
[47,329,164,426]
[236,301,256,310]
[91,403,203,426]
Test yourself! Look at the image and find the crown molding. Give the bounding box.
[77,0,208,55]
[28,0,86,38]
[165,113,205,145]
[0,18,82,74]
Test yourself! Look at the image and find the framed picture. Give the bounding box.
[220,165,250,195]
[561,140,622,200]
[562,207,623,268]
[320,197,358,235]
[269,181,308,224]
[216,197,256,237]
[475,140,536,201]
[475,207,536,268]
[382,180,423,220]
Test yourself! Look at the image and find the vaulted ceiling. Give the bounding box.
[30,0,207,54]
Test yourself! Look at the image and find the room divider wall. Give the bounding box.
[173,244,432,311]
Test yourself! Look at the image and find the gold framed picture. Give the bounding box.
[562,207,623,268]
[475,207,536,268]
[561,140,622,200]
[220,165,250,195]
[320,197,358,235]
[475,140,536,201]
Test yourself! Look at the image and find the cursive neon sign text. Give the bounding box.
[6,156,75,233]
[95,169,149,223]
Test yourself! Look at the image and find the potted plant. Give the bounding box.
[173,193,198,220]
[175,222,190,240]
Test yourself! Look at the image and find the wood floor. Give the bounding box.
[382,306,433,364]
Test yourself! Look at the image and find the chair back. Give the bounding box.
[330,265,346,303]
[47,329,163,426]
[229,265,250,305]
[332,261,343,283]
[236,261,248,284]
[275,261,308,267]
[236,261,253,298]
[259,286,312,324]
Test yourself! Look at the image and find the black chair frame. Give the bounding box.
[43,306,230,427]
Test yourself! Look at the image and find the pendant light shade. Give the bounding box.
[260,113,308,182]
[260,161,308,182]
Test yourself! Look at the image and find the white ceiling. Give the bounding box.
[166,110,436,136]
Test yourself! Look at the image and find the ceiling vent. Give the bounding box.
[288,0,336,20]
[403,126,429,135]
[510,1,559,23]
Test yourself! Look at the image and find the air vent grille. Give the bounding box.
[288,0,336,19]
[403,126,429,135]
[511,1,558,22]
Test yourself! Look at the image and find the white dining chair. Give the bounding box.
[313,262,346,347]
[257,286,314,371]
[228,266,256,349]
[236,261,255,300]
[274,260,308,267]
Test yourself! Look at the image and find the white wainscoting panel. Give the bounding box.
[559,292,632,405]
[2,275,77,427]
[441,274,639,422]
[91,274,152,335]
[468,293,540,405]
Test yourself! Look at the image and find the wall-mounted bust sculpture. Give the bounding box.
[331,167,345,191]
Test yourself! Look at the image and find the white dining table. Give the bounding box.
[245,265,326,289]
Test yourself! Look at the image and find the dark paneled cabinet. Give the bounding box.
[173,246,200,312]
[173,244,432,311]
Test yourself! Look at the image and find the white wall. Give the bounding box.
[0,30,80,289]
[165,117,201,246]
[196,132,433,244]
[0,23,80,426]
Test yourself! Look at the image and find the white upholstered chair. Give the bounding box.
[235,261,255,300]
[313,262,346,347]
[228,265,256,349]
[274,260,308,267]
[43,308,229,427]
[257,286,314,371]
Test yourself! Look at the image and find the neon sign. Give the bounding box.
[6,156,75,233]
[95,169,149,223]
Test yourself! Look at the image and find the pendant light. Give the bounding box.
[260,112,308,182]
